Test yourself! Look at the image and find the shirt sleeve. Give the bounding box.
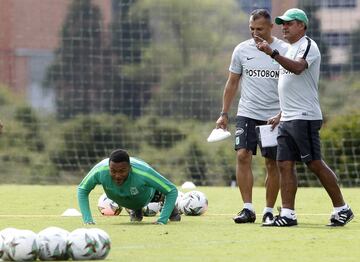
[229,45,243,75]
[297,39,320,67]
[77,169,101,223]
[132,165,178,224]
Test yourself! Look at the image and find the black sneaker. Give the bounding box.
[328,208,354,227]
[129,209,143,222]
[169,207,181,222]
[263,215,297,227]
[262,212,274,225]
[233,208,256,223]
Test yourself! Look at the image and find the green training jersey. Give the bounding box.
[78,157,178,224]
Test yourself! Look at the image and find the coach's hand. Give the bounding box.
[267,113,281,130]
[254,35,272,55]
[216,113,228,130]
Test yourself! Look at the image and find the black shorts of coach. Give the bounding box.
[234,116,277,160]
[277,120,322,163]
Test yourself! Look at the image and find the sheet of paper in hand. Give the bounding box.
[256,124,279,148]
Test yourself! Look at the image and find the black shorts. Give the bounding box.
[151,190,164,203]
[277,120,322,162]
[234,116,277,160]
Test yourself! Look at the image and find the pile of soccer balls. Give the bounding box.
[97,190,208,217]
[0,226,111,261]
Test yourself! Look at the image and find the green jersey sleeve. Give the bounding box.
[131,163,177,224]
[77,164,104,223]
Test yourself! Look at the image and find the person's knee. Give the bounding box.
[237,149,252,164]
[306,160,323,173]
[277,160,293,174]
[265,159,278,172]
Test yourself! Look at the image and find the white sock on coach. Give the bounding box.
[280,208,296,219]
[334,204,349,213]
[263,207,273,214]
[244,203,254,212]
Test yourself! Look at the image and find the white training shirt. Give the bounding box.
[229,37,289,121]
[278,35,323,121]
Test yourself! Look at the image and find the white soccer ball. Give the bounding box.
[37,227,69,261]
[3,229,38,261]
[179,190,208,216]
[97,193,122,216]
[0,228,18,260]
[67,228,97,260]
[88,228,111,260]
[143,202,162,216]
[176,191,184,214]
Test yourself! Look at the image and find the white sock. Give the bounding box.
[243,203,254,212]
[280,208,296,219]
[334,204,349,213]
[263,207,273,214]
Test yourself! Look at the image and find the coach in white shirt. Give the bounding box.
[255,8,354,227]
[216,9,288,225]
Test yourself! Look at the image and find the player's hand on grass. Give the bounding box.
[153,221,165,225]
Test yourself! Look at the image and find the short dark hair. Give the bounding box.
[109,149,130,163]
[250,9,271,22]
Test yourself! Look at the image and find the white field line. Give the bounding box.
[0,213,330,217]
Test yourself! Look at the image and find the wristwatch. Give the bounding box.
[270,49,279,58]
[220,112,228,118]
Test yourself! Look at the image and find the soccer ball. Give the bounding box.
[0,228,18,260]
[37,226,69,261]
[179,190,208,216]
[175,191,184,214]
[88,228,111,260]
[67,228,97,260]
[97,193,122,216]
[143,202,162,216]
[3,229,38,261]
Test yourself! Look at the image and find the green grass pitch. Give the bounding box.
[0,185,359,262]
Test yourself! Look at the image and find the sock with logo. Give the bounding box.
[334,204,349,213]
[280,208,296,219]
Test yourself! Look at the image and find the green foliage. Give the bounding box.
[321,112,360,186]
[128,0,245,120]
[44,0,107,119]
[48,114,138,173]
[110,0,152,117]
[14,106,45,152]
[137,116,186,149]
[298,1,330,76]
[319,74,360,116]
[134,116,237,186]
[0,86,58,183]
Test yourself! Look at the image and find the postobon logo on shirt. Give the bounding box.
[244,68,279,79]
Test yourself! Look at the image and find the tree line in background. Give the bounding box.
[44,0,243,120]
[0,0,359,186]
